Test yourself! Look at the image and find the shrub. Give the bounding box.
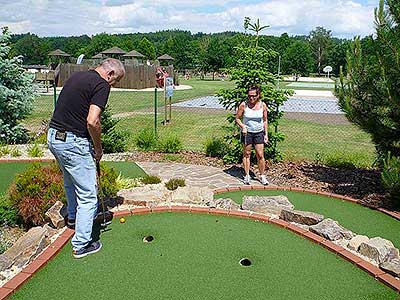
[165,178,185,191]
[381,154,400,208]
[0,28,36,144]
[10,147,21,157]
[0,145,10,157]
[8,162,118,227]
[101,106,129,153]
[141,175,161,185]
[158,135,182,153]
[205,137,227,158]
[134,128,157,151]
[0,196,20,226]
[115,173,141,190]
[27,143,44,157]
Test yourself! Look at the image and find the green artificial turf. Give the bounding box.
[0,162,40,196]
[103,161,146,178]
[10,213,397,300]
[215,190,400,249]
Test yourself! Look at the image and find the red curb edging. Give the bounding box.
[113,210,132,217]
[4,205,400,298]
[0,288,13,299]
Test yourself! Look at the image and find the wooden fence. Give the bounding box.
[57,64,174,89]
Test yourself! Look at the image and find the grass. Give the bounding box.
[23,78,374,167]
[215,190,400,249]
[10,213,398,300]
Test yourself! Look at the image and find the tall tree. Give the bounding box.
[308,27,332,75]
[0,28,36,144]
[11,33,51,65]
[137,37,156,60]
[336,0,400,162]
[282,40,314,76]
[244,17,270,47]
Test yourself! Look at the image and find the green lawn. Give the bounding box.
[10,213,398,300]
[215,190,400,249]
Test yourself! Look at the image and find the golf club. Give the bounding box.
[96,161,113,229]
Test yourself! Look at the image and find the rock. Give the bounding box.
[242,195,294,215]
[171,187,214,204]
[309,218,355,241]
[347,235,369,251]
[45,201,67,229]
[42,224,59,239]
[359,237,399,264]
[0,255,12,272]
[206,198,240,210]
[280,209,324,225]
[0,226,50,271]
[117,184,171,204]
[380,258,400,277]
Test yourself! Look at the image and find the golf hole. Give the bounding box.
[239,258,252,267]
[143,235,154,243]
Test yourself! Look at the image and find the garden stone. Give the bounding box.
[347,235,369,251]
[45,201,67,229]
[309,218,355,241]
[0,226,49,271]
[358,237,399,264]
[0,255,12,272]
[206,198,240,210]
[242,195,294,215]
[380,258,400,277]
[117,184,171,204]
[171,187,214,204]
[280,209,324,225]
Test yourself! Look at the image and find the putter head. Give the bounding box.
[95,210,114,224]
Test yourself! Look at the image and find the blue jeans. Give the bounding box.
[47,128,98,251]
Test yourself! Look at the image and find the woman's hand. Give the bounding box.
[264,134,269,144]
[242,127,248,135]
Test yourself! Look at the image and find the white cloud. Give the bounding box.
[0,0,378,37]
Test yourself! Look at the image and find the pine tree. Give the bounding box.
[0,28,36,144]
[336,0,400,162]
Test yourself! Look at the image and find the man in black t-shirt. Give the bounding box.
[47,58,125,259]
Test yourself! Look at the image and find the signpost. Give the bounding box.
[163,76,174,124]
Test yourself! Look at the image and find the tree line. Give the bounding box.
[9,27,372,76]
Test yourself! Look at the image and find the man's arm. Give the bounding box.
[87,104,103,162]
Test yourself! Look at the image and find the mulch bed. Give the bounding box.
[127,150,395,211]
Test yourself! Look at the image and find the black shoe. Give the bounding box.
[66,218,75,230]
[73,241,102,259]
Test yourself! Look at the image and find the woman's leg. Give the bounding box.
[243,144,252,177]
[254,143,265,176]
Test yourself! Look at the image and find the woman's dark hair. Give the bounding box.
[248,85,261,95]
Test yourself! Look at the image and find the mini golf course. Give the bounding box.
[8,210,400,300]
[1,162,399,299]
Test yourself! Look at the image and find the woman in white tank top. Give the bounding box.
[235,86,269,185]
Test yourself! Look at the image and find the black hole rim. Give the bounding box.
[143,235,154,243]
[239,258,252,267]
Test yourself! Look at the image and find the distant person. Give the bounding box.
[235,86,269,185]
[47,58,125,258]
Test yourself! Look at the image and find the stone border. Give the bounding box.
[214,185,400,221]
[1,203,399,299]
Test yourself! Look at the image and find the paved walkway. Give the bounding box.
[136,162,265,189]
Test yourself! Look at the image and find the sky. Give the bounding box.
[0,0,379,38]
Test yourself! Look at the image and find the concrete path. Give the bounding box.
[136,161,265,189]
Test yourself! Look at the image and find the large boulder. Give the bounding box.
[206,198,240,210]
[0,226,52,271]
[380,258,400,278]
[45,201,67,229]
[117,184,171,205]
[280,209,324,225]
[358,237,399,264]
[347,235,370,251]
[171,187,214,204]
[242,195,294,215]
[309,218,355,241]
